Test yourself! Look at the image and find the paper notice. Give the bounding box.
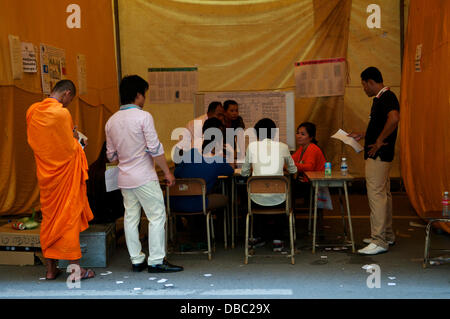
[77,54,87,95]
[331,129,363,153]
[8,35,23,80]
[105,165,119,192]
[21,42,37,73]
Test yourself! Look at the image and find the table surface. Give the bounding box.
[422,210,450,220]
[305,171,355,181]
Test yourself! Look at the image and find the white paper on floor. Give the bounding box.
[134,287,141,291]
[116,281,124,284]
[388,283,396,286]
[157,278,168,283]
[148,277,157,281]
[362,264,373,270]
[203,274,212,277]
[409,221,426,228]
[100,271,112,276]
[164,284,174,287]
[388,276,396,280]
[39,278,46,280]
[321,256,328,259]
[124,276,129,278]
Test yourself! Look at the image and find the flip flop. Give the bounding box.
[45,269,62,280]
[80,268,95,280]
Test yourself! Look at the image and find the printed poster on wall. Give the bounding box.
[40,44,66,94]
[148,67,198,103]
[294,58,346,98]
[21,42,37,73]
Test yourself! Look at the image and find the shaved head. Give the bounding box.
[51,80,76,96]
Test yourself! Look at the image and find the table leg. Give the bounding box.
[338,188,347,239]
[231,176,235,249]
[423,221,433,268]
[308,184,313,234]
[343,182,355,253]
[312,183,319,254]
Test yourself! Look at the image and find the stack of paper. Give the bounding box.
[331,129,363,153]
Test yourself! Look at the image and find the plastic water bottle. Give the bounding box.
[443,191,449,217]
[340,157,348,176]
[324,162,332,177]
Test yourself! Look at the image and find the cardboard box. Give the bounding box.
[58,223,116,268]
[0,223,40,248]
[0,251,35,265]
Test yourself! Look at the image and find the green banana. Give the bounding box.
[22,209,39,229]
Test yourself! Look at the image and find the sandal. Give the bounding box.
[80,268,95,280]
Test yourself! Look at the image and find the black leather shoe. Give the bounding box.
[148,259,183,273]
[132,261,148,272]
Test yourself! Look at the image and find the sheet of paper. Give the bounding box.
[148,67,198,103]
[331,129,363,153]
[8,35,23,80]
[40,44,66,94]
[76,54,87,95]
[203,91,295,149]
[295,58,346,98]
[21,42,37,73]
[105,165,119,192]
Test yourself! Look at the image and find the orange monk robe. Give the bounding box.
[26,98,93,260]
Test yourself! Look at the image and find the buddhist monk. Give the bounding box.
[26,80,95,280]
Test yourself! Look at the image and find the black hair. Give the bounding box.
[119,75,149,105]
[223,100,238,111]
[207,101,222,114]
[202,117,225,151]
[360,67,383,83]
[297,122,318,144]
[51,79,76,96]
[254,118,277,140]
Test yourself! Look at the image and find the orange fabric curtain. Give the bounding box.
[0,0,118,215]
[400,0,450,232]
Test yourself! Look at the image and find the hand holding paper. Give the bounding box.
[331,129,363,153]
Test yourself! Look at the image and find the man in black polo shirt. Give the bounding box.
[348,67,400,255]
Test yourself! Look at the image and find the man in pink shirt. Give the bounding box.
[105,75,183,273]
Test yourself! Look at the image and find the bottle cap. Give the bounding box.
[342,157,346,161]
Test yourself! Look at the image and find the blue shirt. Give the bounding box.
[170,149,234,212]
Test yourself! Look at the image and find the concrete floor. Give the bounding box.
[0,192,449,300]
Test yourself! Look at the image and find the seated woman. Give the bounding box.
[223,99,245,129]
[170,117,234,214]
[223,99,245,164]
[291,122,327,235]
[240,118,297,251]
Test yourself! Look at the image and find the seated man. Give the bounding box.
[170,117,234,237]
[240,118,297,251]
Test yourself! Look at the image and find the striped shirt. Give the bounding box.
[105,104,164,188]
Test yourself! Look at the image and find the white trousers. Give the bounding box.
[121,181,166,266]
[365,157,395,249]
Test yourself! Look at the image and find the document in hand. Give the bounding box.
[105,165,119,192]
[331,129,363,153]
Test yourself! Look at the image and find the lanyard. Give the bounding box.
[119,104,141,111]
[375,87,390,99]
[297,144,309,164]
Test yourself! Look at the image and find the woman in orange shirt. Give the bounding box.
[292,122,327,235]
[292,122,326,181]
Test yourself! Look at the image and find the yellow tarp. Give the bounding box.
[0,0,118,215]
[400,0,450,232]
[119,0,403,178]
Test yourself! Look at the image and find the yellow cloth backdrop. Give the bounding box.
[119,0,403,178]
[0,0,118,215]
[400,0,450,232]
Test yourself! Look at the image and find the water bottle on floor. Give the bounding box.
[443,191,449,217]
